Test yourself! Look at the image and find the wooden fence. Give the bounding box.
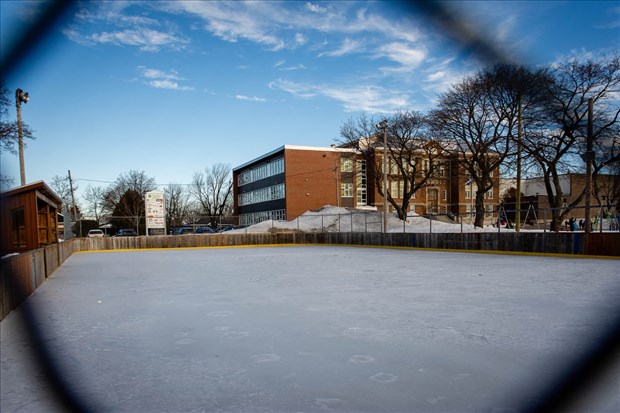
[1,239,79,320]
[65,231,619,256]
[1,232,618,320]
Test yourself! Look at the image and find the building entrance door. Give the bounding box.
[427,188,439,214]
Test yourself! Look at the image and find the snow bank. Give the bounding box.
[235,205,510,234]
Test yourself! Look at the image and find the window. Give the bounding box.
[443,190,447,201]
[356,159,367,206]
[238,158,284,186]
[485,204,494,218]
[391,181,399,197]
[390,158,399,174]
[239,209,286,226]
[238,183,285,206]
[465,182,477,200]
[341,183,353,197]
[341,157,353,172]
[485,187,494,199]
[11,207,26,248]
[438,165,446,177]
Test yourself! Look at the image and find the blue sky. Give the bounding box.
[1,1,619,198]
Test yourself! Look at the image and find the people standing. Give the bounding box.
[569,217,577,232]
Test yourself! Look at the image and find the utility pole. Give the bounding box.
[515,93,522,232]
[583,98,594,233]
[377,119,389,233]
[15,88,29,185]
[68,170,81,237]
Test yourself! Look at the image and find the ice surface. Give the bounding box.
[1,247,619,412]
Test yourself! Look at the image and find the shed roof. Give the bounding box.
[0,180,63,206]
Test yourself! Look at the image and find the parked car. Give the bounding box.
[217,225,236,233]
[171,227,194,235]
[195,226,215,234]
[87,229,104,238]
[115,229,138,237]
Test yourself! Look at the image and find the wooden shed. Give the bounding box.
[0,181,62,255]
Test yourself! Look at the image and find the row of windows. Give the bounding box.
[464,184,494,199]
[356,160,367,206]
[344,177,454,202]
[238,183,285,206]
[239,209,286,226]
[346,155,497,181]
[238,158,284,186]
[384,158,448,177]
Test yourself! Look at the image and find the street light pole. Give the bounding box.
[377,119,388,233]
[15,88,29,186]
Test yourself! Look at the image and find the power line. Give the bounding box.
[74,178,196,187]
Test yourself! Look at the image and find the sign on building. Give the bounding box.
[145,191,166,235]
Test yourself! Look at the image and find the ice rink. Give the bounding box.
[1,246,619,412]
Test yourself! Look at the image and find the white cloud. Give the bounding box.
[235,95,267,102]
[549,49,597,68]
[273,60,305,71]
[269,79,318,99]
[426,71,445,82]
[165,1,423,57]
[66,2,189,52]
[419,63,473,109]
[326,85,409,113]
[168,1,287,51]
[89,28,187,52]
[141,67,182,80]
[281,64,307,71]
[378,42,426,71]
[305,2,328,14]
[269,79,409,113]
[294,32,307,46]
[148,80,194,91]
[594,5,620,29]
[137,66,194,91]
[494,15,518,44]
[319,38,363,57]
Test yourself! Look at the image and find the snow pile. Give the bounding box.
[234,205,509,234]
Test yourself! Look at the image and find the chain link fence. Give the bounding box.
[67,204,619,237]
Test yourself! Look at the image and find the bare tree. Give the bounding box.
[190,163,233,222]
[49,174,75,207]
[164,183,192,230]
[104,170,157,233]
[593,169,620,213]
[339,111,445,220]
[429,65,545,227]
[0,175,14,190]
[82,184,106,224]
[522,56,620,230]
[430,73,511,227]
